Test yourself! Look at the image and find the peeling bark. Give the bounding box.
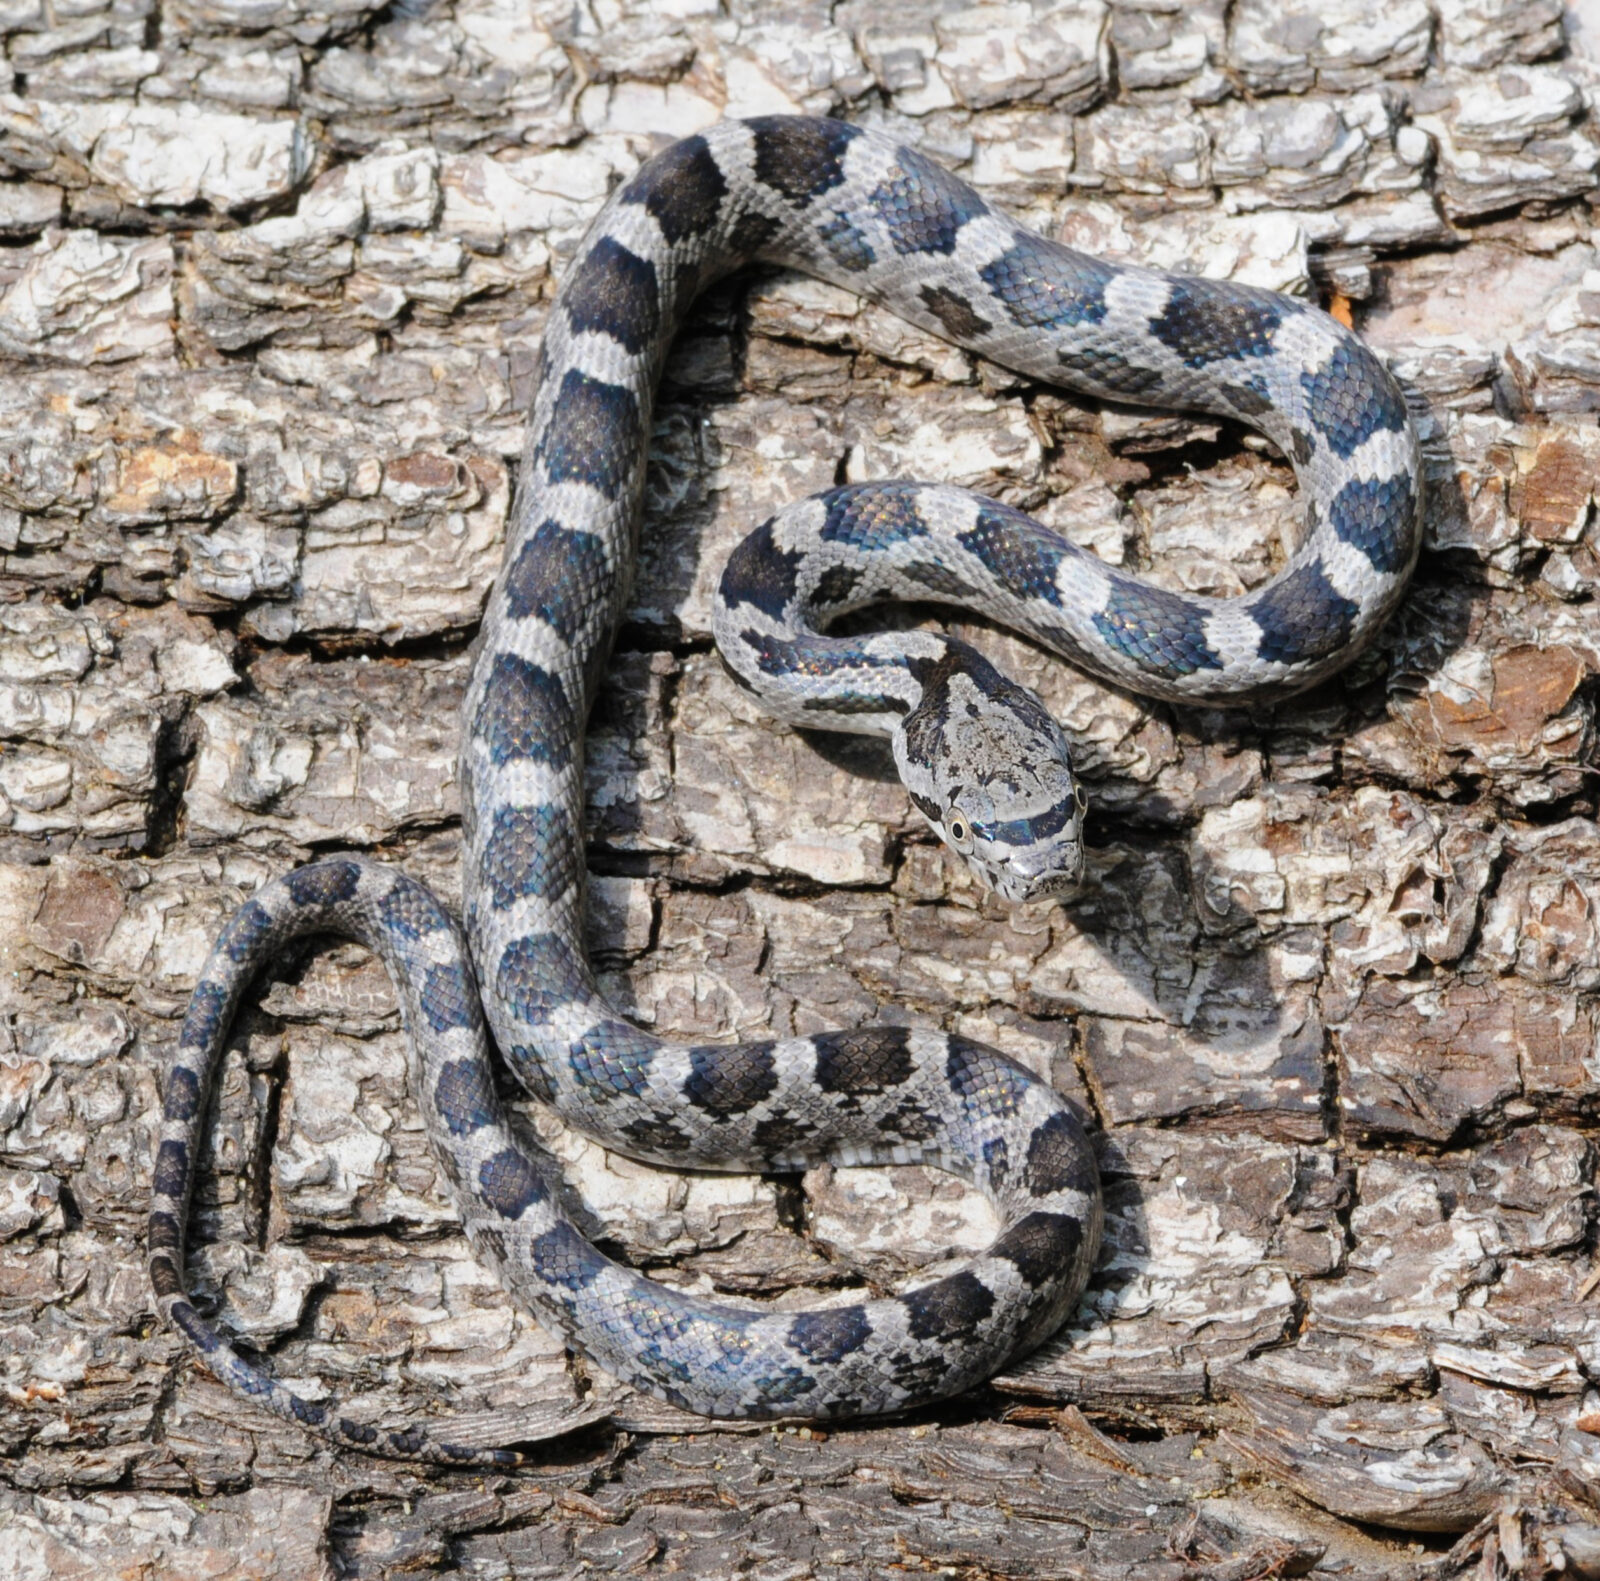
[3,1,1600,1576]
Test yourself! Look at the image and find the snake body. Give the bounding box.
[148,118,1421,1463]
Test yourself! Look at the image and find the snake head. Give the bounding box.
[896,648,1085,904]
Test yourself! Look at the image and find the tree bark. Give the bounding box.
[2,1,1599,1576]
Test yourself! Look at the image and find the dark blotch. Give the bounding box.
[884,1098,940,1142]
[149,1253,182,1297]
[814,1025,915,1095]
[685,1041,779,1117]
[340,1418,380,1445]
[721,516,805,620]
[229,1357,274,1397]
[742,628,909,715]
[433,1057,496,1137]
[223,899,274,962]
[728,210,781,256]
[285,861,360,907]
[152,1139,188,1199]
[568,1018,656,1100]
[753,1112,819,1155]
[534,369,641,500]
[474,653,575,769]
[478,1147,548,1219]
[619,134,726,244]
[621,1113,695,1154]
[979,234,1113,329]
[946,1037,1029,1118]
[180,981,229,1052]
[419,962,474,1033]
[813,563,863,609]
[170,1301,218,1353]
[919,283,991,341]
[902,1269,996,1341]
[503,519,608,640]
[819,483,928,549]
[1092,577,1224,678]
[1300,340,1410,459]
[799,689,908,716]
[1326,473,1417,576]
[902,558,978,599]
[817,209,875,272]
[163,1064,201,1123]
[530,1220,607,1291]
[290,1395,327,1426]
[753,1367,819,1405]
[563,235,659,355]
[1025,1110,1097,1199]
[1072,347,1165,398]
[992,1209,1084,1288]
[1222,377,1272,417]
[956,500,1069,606]
[788,1304,872,1363]
[625,1289,696,1343]
[750,116,861,204]
[820,1393,864,1418]
[1148,278,1287,368]
[377,880,448,941]
[872,145,988,256]
[482,803,579,909]
[1250,557,1361,665]
[147,1210,181,1251]
[498,931,588,1027]
[505,1046,556,1103]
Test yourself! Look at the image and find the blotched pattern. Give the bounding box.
[151,116,1421,1464]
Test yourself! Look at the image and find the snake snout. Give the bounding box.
[996,841,1085,904]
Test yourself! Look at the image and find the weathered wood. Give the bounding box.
[3,1,1599,1575]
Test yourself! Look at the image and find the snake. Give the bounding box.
[147,117,1421,1465]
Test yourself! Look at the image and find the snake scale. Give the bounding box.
[148,117,1421,1464]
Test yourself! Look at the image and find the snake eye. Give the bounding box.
[1073,782,1088,814]
[946,813,972,849]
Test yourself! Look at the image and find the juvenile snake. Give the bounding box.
[148,117,1421,1464]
